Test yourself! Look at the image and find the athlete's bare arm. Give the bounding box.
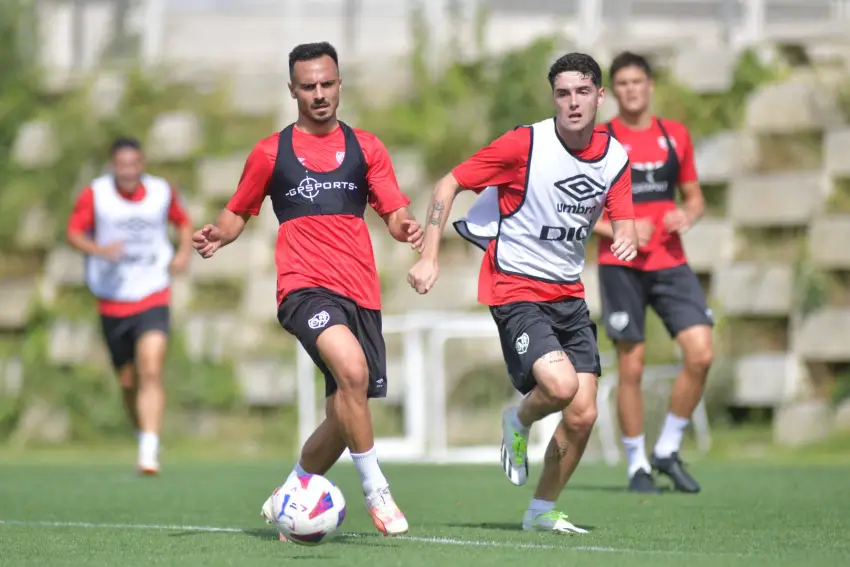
[382,207,424,251]
[664,180,705,234]
[192,209,250,258]
[407,173,461,294]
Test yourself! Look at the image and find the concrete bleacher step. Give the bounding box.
[714,262,794,316]
[47,319,99,366]
[732,352,811,407]
[796,308,850,361]
[774,399,834,446]
[745,78,843,134]
[43,246,85,287]
[681,218,735,274]
[693,130,759,185]
[235,357,297,406]
[0,279,36,330]
[824,128,850,178]
[189,231,273,281]
[808,216,850,269]
[728,171,825,227]
[241,272,278,324]
[197,155,248,199]
[145,112,202,163]
[11,121,59,169]
[671,47,735,94]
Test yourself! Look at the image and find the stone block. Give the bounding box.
[15,204,56,249]
[146,112,202,162]
[47,319,98,366]
[834,398,850,432]
[169,275,193,322]
[241,272,278,323]
[796,308,850,361]
[714,263,793,316]
[773,399,833,446]
[12,121,59,168]
[745,79,843,134]
[382,264,480,314]
[681,219,735,273]
[390,149,426,194]
[9,401,71,444]
[197,155,246,199]
[693,131,759,184]
[728,171,825,227]
[671,48,735,93]
[0,357,24,397]
[823,128,850,177]
[44,246,86,287]
[183,313,241,362]
[732,352,809,406]
[808,216,850,269]
[88,72,126,118]
[583,267,601,318]
[189,231,273,281]
[235,357,297,406]
[0,279,35,330]
[227,72,287,116]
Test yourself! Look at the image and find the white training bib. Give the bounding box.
[454,118,629,283]
[85,174,174,301]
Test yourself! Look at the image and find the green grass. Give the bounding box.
[1,452,848,566]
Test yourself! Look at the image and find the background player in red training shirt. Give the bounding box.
[67,137,193,475]
[409,53,637,534]
[191,42,422,538]
[592,52,714,494]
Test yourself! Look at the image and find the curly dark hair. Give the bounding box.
[288,42,339,77]
[109,136,142,156]
[547,52,602,89]
[609,51,652,82]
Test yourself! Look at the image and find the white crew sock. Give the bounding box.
[138,432,159,463]
[350,447,388,495]
[285,461,309,484]
[528,498,556,515]
[653,413,690,458]
[622,434,651,478]
[510,407,531,436]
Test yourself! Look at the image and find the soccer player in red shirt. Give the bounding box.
[191,42,421,538]
[409,53,637,533]
[593,52,713,494]
[67,137,193,475]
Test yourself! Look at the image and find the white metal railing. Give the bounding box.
[296,311,711,465]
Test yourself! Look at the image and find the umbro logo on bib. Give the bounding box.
[554,174,606,203]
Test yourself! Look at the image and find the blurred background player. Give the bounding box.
[191,42,423,537]
[66,136,193,475]
[409,53,636,533]
[592,52,714,494]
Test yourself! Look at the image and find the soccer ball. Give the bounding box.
[270,474,346,545]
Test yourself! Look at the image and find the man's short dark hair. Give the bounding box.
[548,52,603,89]
[109,136,142,156]
[609,51,653,82]
[288,42,339,77]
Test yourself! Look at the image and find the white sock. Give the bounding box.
[528,498,555,515]
[285,462,308,484]
[138,432,159,462]
[622,434,651,478]
[510,407,531,436]
[350,447,388,495]
[654,413,690,458]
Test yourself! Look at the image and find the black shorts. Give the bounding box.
[277,287,387,399]
[599,264,713,343]
[489,298,602,395]
[100,305,170,369]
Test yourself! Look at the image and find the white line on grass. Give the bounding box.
[0,519,736,557]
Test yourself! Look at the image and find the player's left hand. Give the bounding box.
[401,219,425,252]
[611,236,637,262]
[408,257,439,294]
[664,208,692,234]
[169,250,190,274]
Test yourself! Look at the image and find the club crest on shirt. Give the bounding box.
[336,151,345,165]
[657,136,676,150]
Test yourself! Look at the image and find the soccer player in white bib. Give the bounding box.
[408,53,637,533]
[67,137,193,474]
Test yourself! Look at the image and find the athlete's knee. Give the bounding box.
[679,327,713,377]
[117,364,136,389]
[616,341,645,386]
[136,368,163,387]
[533,352,579,407]
[565,401,598,434]
[332,357,369,395]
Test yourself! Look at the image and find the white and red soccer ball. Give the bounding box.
[270,474,347,545]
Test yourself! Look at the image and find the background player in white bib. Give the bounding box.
[67,137,193,475]
[408,53,637,534]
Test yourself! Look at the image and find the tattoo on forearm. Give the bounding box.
[544,350,568,365]
[428,200,446,227]
[544,440,569,463]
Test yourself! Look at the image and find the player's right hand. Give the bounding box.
[407,258,439,294]
[635,218,655,248]
[98,241,124,261]
[610,236,637,262]
[192,224,222,258]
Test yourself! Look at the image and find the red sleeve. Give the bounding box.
[360,133,411,216]
[67,186,95,235]
[226,136,277,216]
[604,161,634,220]
[676,126,698,184]
[451,128,531,192]
[167,186,191,227]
